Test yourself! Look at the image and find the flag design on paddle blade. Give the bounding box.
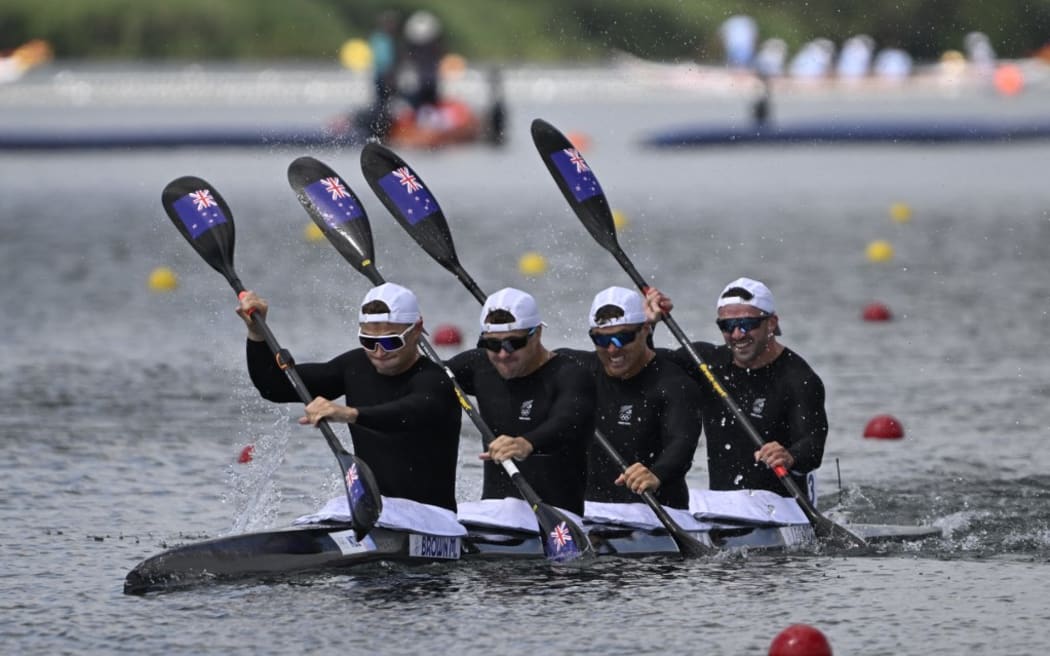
[303,177,363,229]
[346,462,366,506]
[549,148,603,202]
[377,166,438,225]
[548,521,580,561]
[171,188,228,238]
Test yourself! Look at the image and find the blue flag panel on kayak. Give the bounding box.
[171,188,228,238]
[549,147,603,202]
[302,176,365,229]
[377,166,439,225]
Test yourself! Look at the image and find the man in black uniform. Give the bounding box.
[447,287,594,515]
[560,287,702,510]
[645,277,827,499]
[237,282,461,512]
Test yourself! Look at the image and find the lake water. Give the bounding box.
[2,63,1049,655]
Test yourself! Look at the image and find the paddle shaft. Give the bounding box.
[235,289,350,460]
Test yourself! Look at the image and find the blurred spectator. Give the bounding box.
[399,10,445,109]
[754,38,788,78]
[873,48,913,80]
[836,35,875,79]
[719,15,758,69]
[789,38,835,78]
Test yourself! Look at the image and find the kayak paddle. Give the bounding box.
[529,117,867,549]
[161,176,382,541]
[358,143,713,558]
[287,155,594,564]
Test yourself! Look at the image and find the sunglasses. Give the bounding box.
[716,315,770,334]
[589,328,641,348]
[477,326,537,353]
[358,324,415,352]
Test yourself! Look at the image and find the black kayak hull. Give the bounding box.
[124,521,939,595]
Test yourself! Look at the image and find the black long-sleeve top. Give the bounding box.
[246,339,461,511]
[559,349,702,509]
[446,349,595,515]
[666,343,827,497]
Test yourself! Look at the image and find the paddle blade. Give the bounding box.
[534,502,595,564]
[529,118,619,254]
[341,454,383,540]
[287,156,377,276]
[161,176,239,288]
[359,142,462,274]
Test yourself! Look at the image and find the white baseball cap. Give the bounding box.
[359,282,421,324]
[479,287,543,333]
[717,277,776,314]
[589,286,647,328]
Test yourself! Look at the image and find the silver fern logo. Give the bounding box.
[519,399,534,421]
[750,397,766,418]
[618,404,633,426]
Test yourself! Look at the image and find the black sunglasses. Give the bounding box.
[358,324,414,352]
[716,315,769,334]
[477,326,537,353]
[589,328,641,348]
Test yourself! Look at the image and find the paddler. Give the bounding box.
[447,287,595,516]
[237,282,461,513]
[559,287,703,511]
[644,277,828,500]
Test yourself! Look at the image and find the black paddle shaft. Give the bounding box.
[160,175,381,540]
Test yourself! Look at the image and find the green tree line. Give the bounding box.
[2,0,1048,63]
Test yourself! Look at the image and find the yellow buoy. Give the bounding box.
[612,209,629,230]
[304,222,325,242]
[148,266,178,292]
[889,202,912,223]
[866,240,895,263]
[339,39,372,72]
[518,251,548,276]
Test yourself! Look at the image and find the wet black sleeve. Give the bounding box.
[784,370,828,474]
[354,365,456,434]
[649,374,702,485]
[245,339,347,403]
[523,358,596,452]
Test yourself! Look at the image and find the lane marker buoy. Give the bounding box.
[863,414,905,439]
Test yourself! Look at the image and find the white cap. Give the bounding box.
[479,287,543,333]
[359,282,421,324]
[716,277,776,314]
[589,286,646,328]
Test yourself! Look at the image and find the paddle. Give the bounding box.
[160,176,382,541]
[287,155,594,564]
[357,143,713,558]
[529,117,867,549]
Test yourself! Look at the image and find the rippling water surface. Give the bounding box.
[2,65,1049,655]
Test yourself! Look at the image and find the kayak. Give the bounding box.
[123,518,939,595]
[643,117,1050,148]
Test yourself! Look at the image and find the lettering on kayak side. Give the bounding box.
[330,529,377,556]
[409,534,462,560]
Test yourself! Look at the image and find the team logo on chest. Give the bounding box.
[750,397,766,419]
[618,404,634,426]
[519,399,534,421]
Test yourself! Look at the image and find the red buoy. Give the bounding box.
[238,444,255,463]
[863,414,905,439]
[769,624,832,656]
[861,302,892,321]
[433,324,463,346]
